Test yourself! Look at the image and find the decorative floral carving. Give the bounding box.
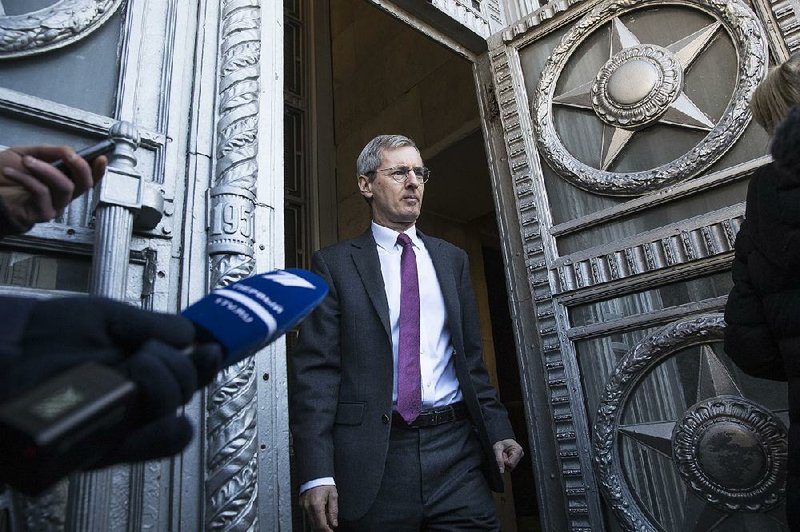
[673,397,787,511]
[205,0,262,529]
[591,45,682,129]
[0,0,123,59]
[593,314,727,530]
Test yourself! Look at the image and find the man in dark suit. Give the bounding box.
[290,134,523,530]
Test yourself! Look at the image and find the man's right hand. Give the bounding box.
[300,485,339,531]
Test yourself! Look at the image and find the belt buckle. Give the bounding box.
[432,406,454,425]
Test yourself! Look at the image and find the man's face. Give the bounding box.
[358,146,425,232]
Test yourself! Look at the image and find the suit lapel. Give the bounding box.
[350,229,391,338]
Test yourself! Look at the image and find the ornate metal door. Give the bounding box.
[0,0,289,530]
[479,0,798,529]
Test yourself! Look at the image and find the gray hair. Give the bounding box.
[751,53,800,136]
[356,134,418,182]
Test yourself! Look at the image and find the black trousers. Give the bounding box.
[340,418,499,531]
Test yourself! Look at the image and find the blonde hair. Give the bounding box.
[751,53,800,136]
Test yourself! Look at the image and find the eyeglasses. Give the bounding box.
[367,165,430,184]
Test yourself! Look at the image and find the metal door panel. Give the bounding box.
[0,10,123,116]
[0,1,230,530]
[482,0,790,529]
[0,0,290,529]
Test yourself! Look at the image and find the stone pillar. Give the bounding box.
[204,0,262,529]
[65,121,142,531]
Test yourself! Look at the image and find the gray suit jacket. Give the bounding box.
[290,228,515,521]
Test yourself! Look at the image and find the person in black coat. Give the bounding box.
[724,53,800,529]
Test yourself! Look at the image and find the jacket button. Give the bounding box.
[382,414,390,424]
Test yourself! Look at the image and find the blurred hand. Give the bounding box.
[3,296,222,466]
[493,438,524,474]
[92,340,224,467]
[0,145,107,234]
[300,485,339,531]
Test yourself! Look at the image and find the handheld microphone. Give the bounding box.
[183,268,328,366]
[0,268,327,495]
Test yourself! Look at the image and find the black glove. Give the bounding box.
[2,297,222,467]
[91,340,223,467]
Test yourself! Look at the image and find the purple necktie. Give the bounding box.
[396,233,421,423]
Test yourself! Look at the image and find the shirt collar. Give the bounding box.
[371,221,421,251]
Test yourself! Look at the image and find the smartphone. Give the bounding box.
[50,139,115,177]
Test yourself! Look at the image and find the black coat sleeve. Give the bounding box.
[455,249,515,443]
[724,220,787,381]
[0,296,39,365]
[289,250,342,483]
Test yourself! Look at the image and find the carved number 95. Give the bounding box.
[210,202,253,239]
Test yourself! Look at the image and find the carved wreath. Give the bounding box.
[531,0,767,196]
[593,315,726,530]
[593,314,788,529]
[0,0,124,59]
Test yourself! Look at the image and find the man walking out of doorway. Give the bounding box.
[290,134,523,531]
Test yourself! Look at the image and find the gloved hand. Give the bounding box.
[90,340,223,467]
[1,296,222,467]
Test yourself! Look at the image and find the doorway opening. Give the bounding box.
[286,1,540,529]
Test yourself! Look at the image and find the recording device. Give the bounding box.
[0,268,328,495]
[50,139,115,177]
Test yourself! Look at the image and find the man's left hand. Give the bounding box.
[493,439,524,474]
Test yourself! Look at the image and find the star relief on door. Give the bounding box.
[593,314,789,531]
[531,0,768,196]
[0,0,124,59]
[555,18,719,171]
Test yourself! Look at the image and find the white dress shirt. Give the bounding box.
[299,223,462,494]
[371,222,462,408]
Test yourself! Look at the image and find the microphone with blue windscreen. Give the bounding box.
[183,268,327,366]
[0,268,327,495]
